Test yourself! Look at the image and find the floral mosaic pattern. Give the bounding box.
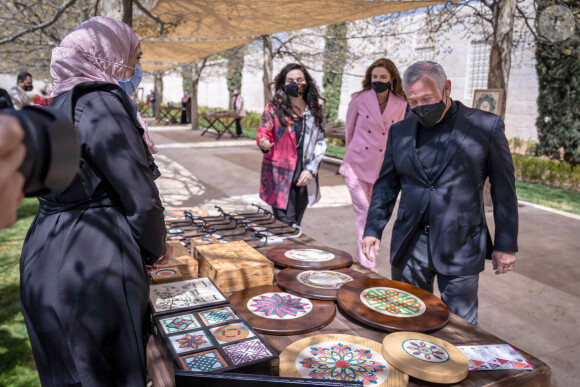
[284,249,335,262]
[160,314,200,334]
[360,287,426,318]
[168,330,213,354]
[223,339,272,365]
[297,271,353,289]
[403,339,450,363]
[297,342,389,385]
[247,292,313,319]
[179,349,228,372]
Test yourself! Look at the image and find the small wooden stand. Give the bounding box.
[276,268,367,301]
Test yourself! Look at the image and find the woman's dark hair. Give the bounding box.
[269,63,326,130]
[355,58,406,101]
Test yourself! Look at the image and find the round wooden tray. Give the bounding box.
[228,284,336,335]
[382,332,468,384]
[267,244,353,270]
[276,268,368,301]
[336,278,449,332]
[280,333,408,387]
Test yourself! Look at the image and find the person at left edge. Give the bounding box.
[257,63,327,226]
[19,16,171,387]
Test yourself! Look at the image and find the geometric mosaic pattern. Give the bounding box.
[199,306,238,326]
[247,292,312,320]
[297,341,388,385]
[179,349,228,372]
[169,330,213,354]
[360,287,426,318]
[223,339,272,365]
[210,322,254,344]
[402,339,450,363]
[160,314,200,334]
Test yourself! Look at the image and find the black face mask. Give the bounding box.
[284,82,306,98]
[411,89,449,128]
[371,81,391,93]
[23,85,33,92]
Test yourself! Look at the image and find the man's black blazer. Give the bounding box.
[363,101,518,276]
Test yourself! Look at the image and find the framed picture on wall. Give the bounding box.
[472,89,504,115]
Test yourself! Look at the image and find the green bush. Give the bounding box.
[241,111,261,128]
[512,153,580,191]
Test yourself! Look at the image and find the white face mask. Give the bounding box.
[118,65,143,95]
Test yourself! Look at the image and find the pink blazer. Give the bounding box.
[339,90,407,183]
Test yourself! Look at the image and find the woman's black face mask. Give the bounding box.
[284,82,307,98]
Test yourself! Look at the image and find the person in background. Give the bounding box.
[257,63,327,226]
[339,58,407,270]
[33,87,52,106]
[232,88,245,137]
[181,91,191,124]
[9,71,33,110]
[19,16,170,386]
[150,89,157,117]
[362,61,518,326]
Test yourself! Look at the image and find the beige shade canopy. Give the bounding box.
[138,0,443,66]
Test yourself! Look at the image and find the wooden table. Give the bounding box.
[158,106,186,124]
[147,230,551,386]
[200,112,240,139]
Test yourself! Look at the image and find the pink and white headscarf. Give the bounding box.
[51,16,157,153]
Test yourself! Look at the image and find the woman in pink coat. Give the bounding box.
[339,58,407,269]
[257,63,327,225]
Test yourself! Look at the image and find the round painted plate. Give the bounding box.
[228,284,336,335]
[381,332,468,384]
[280,334,408,387]
[267,244,353,270]
[337,278,449,332]
[276,268,368,301]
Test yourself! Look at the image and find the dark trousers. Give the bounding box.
[273,184,308,226]
[235,118,243,136]
[391,229,480,326]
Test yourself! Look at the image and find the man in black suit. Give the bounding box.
[362,61,518,326]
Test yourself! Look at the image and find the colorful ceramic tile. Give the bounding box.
[247,292,312,319]
[150,278,226,313]
[160,313,200,334]
[360,287,426,318]
[297,341,389,385]
[284,248,335,262]
[210,322,255,344]
[297,271,353,289]
[168,330,213,354]
[179,349,228,372]
[168,228,183,234]
[402,339,450,363]
[223,339,272,365]
[199,306,238,326]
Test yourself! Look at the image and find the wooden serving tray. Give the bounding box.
[267,244,353,270]
[276,268,367,301]
[336,278,449,332]
[279,333,408,387]
[381,332,468,384]
[228,284,336,335]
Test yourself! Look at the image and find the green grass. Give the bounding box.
[0,199,40,387]
[516,180,580,215]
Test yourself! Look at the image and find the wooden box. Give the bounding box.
[196,241,274,293]
[166,241,199,280]
[150,266,184,284]
[191,236,221,259]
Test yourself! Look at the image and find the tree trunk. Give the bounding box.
[487,0,516,120]
[154,71,163,122]
[122,0,132,26]
[226,46,245,107]
[190,58,207,130]
[262,35,273,106]
[322,22,348,125]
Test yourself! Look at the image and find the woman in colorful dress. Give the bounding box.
[257,63,327,226]
[339,58,408,269]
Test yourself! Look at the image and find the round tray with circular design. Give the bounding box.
[228,284,336,335]
[381,332,468,384]
[336,278,449,332]
[267,244,353,270]
[276,268,368,301]
[280,333,408,387]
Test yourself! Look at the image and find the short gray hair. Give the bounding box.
[402,61,447,91]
